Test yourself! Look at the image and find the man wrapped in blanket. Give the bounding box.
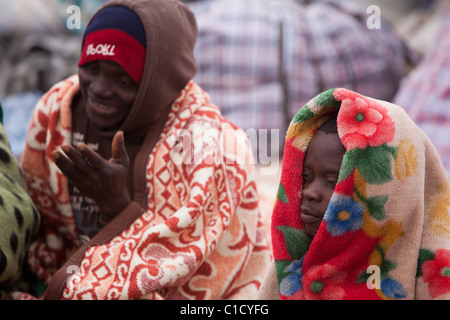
[13,0,270,300]
[0,103,40,299]
[256,88,450,300]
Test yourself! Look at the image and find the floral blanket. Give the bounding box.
[271,88,450,299]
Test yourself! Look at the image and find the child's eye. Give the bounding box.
[302,171,313,182]
[326,177,338,188]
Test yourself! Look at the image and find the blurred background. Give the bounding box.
[0,0,448,186]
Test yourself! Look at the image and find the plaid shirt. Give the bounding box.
[188,0,413,160]
[394,3,450,178]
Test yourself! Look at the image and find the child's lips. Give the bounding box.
[300,207,323,224]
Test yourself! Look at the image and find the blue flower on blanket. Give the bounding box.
[280,258,304,296]
[381,278,407,299]
[324,194,365,236]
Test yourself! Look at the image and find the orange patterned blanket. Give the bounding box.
[15,75,270,300]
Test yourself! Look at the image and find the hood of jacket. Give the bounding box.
[81,0,198,138]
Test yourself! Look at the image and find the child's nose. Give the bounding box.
[302,179,323,202]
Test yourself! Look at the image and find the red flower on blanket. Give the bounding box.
[336,89,395,150]
[303,264,346,300]
[422,249,450,298]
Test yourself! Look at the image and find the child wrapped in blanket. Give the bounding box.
[256,88,450,300]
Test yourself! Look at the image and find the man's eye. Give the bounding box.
[84,63,99,74]
[117,77,135,88]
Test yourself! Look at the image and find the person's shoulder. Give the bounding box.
[38,74,79,108]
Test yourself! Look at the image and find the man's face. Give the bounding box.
[78,60,139,131]
[300,131,346,238]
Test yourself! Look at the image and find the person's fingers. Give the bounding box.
[52,148,87,185]
[111,131,129,166]
[76,142,107,170]
[53,144,106,188]
[60,144,93,172]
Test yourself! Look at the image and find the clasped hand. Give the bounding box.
[51,131,131,224]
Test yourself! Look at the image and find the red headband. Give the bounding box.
[78,28,146,84]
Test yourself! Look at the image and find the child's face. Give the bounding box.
[301,131,346,238]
